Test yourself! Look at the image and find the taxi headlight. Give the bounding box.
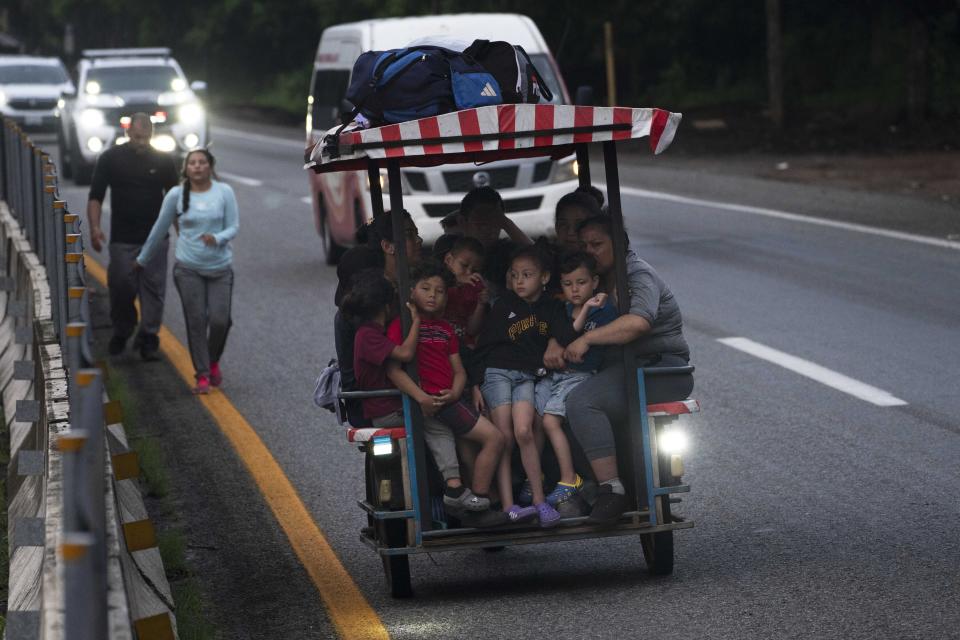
[150,134,177,153]
[178,102,204,126]
[80,108,105,128]
[550,158,579,184]
[659,429,687,455]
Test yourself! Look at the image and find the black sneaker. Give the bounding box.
[586,485,629,526]
[108,335,127,355]
[139,333,160,361]
[459,509,510,529]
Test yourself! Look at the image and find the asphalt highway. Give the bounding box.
[39,123,960,639]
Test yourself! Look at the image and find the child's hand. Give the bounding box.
[405,301,420,322]
[476,280,490,304]
[564,336,590,363]
[417,393,439,417]
[471,386,486,414]
[434,389,456,406]
[585,293,608,309]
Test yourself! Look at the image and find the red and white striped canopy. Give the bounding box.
[306,104,681,173]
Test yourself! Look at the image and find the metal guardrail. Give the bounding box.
[0,118,177,639]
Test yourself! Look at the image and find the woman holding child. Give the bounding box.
[553,215,695,525]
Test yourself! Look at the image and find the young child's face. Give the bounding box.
[444,249,483,284]
[560,266,600,306]
[410,275,447,316]
[555,205,592,252]
[463,204,503,247]
[509,257,549,302]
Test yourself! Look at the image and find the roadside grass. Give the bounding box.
[105,366,216,640]
[0,410,7,635]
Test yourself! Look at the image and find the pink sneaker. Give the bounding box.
[210,362,223,387]
[193,374,211,395]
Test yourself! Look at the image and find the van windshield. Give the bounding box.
[528,54,565,105]
[0,65,69,85]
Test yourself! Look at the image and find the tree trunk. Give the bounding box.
[906,10,929,126]
[765,0,784,129]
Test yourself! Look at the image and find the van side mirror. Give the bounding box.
[190,80,208,93]
[574,85,595,106]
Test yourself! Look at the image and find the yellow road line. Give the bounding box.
[85,255,389,640]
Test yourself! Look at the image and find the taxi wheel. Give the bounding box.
[641,529,674,576]
[379,522,413,599]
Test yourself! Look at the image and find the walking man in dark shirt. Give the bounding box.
[87,113,179,359]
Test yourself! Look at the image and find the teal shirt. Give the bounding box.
[137,180,239,271]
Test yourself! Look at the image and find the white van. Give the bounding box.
[305,13,577,264]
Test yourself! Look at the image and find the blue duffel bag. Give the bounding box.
[344,45,505,125]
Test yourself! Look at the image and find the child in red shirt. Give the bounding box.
[386,261,506,525]
[441,236,488,348]
[340,271,420,421]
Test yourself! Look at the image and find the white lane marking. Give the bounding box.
[613,184,960,251]
[212,126,305,150]
[718,337,908,407]
[218,171,263,187]
[301,196,312,204]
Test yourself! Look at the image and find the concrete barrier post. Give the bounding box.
[58,431,88,535]
[52,199,67,341]
[76,369,106,553]
[62,532,103,640]
[66,323,85,396]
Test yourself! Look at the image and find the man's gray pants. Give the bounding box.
[108,240,168,340]
[172,263,234,379]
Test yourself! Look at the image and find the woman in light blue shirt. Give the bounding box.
[137,148,239,394]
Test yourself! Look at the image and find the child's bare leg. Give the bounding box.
[462,416,505,496]
[489,403,515,509]
[543,413,577,485]
[513,401,546,504]
[456,439,477,490]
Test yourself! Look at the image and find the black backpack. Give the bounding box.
[463,40,555,104]
[344,45,506,126]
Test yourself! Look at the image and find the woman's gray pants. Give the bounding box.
[566,356,694,461]
[172,263,233,379]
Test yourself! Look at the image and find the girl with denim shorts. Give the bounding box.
[471,246,577,527]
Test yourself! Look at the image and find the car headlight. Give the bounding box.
[659,429,687,454]
[86,137,104,153]
[550,158,579,184]
[150,135,177,153]
[0,91,7,107]
[85,81,101,95]
[178,102,204,126]
[79,108,105,128]
[183,132,200,149]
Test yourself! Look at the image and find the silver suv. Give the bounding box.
[57,48,209,184]
[0,55,73,131]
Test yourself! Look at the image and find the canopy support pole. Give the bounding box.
[387,159,432,535]
[601,140,647,511]
[576,144,591,187]
[367,162,384,219]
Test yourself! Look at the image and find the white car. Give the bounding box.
[0,56,73,131]
[58,48,209,184]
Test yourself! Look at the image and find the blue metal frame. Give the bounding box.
[401,395,424,545]
[636,368,659,525]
